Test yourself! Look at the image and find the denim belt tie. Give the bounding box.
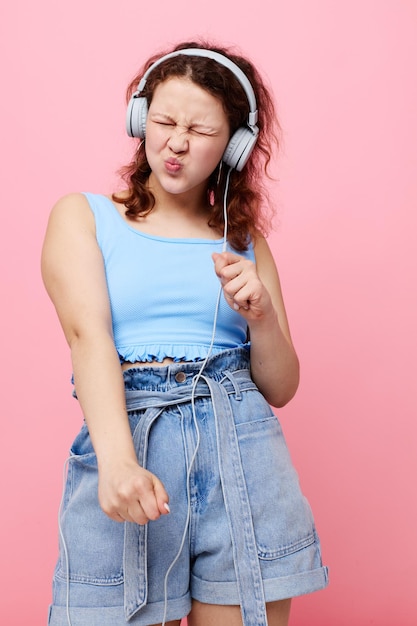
[122,369,268,626]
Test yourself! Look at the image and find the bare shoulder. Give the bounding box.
[252,233,270,255]
[252,233,279,275]
[47,192,95,231]
[41,192,100,288]
[252,232,288,312]
[51,191,91,211]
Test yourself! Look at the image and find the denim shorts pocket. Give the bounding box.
[55,425,125,586]
[236,414,316,560]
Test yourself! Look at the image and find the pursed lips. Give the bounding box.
[165,158,183,173]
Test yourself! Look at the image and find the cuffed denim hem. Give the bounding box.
[48,592,191,625]
[191,565,329,606]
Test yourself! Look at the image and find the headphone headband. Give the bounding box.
[135,48,258,128]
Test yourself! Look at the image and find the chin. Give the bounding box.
[161,178,202,197]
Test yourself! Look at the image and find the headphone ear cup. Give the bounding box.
[126,96,148,138]
[222,126,259,171]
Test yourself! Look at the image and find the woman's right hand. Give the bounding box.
[98,458,170,525]
[41,193,170,527]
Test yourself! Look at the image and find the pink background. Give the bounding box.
[1,1,416,624]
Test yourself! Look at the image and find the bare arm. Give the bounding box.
[212,236,299,407]
[41,193,169,523]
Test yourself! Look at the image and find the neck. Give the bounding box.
[137,175,218,239]
[147,174,208,215]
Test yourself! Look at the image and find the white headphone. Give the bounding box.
[126,48,259,171]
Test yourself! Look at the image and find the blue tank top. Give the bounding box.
[83,193,255,363]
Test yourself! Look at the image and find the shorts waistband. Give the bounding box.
[122,347,251,393]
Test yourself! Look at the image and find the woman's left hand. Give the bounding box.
[212,251,273,321]
[213,240,299,408]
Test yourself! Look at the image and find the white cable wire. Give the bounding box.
[161,165,232,625]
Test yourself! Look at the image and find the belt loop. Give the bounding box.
[223,370,242,400]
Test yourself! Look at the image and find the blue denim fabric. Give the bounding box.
[48,348,328,626]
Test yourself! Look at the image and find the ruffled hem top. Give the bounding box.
[117,342,250,364]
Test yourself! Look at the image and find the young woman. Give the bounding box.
[42,41,328,626]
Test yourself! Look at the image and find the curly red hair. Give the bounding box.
[113,40,280,251]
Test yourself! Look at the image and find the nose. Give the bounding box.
[167,127,188,153]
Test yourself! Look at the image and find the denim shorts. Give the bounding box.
[48,348,328,626]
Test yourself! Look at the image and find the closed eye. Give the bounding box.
[190,127,216,136]
[151,118,216,135]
